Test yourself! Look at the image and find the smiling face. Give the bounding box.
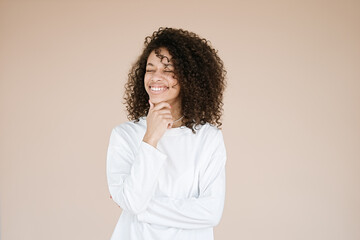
[144,47,181,106]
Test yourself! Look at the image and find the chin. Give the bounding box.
[148,94,179,105]
[149,97,165,104]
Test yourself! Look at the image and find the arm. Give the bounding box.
[137,131,227,229]
[106,127,167,215]
[107,102,174,214]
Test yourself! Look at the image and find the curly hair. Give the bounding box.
[124,27,226,133]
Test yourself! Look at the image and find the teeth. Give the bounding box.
[151,87,167,91]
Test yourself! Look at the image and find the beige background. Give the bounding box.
[1,0,359,239]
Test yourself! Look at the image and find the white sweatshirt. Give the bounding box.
[106,117,227,240]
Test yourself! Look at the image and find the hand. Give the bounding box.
[110,195,120,208]
[143,100,173,148]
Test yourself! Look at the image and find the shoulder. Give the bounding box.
[113,117,146,136]
[193,123,225,153]
[197,124,227,171]
[109,117,146,145]
[195,123,224,141]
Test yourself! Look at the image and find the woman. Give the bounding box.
[106,27,227,240]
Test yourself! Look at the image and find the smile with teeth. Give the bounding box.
[150,86,169,93]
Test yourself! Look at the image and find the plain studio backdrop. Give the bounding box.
[0,0,359,239]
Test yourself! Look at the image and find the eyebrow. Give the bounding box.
[146,62,174,68]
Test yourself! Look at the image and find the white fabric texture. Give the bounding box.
[106,117,227,240]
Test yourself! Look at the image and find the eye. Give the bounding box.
[163,68,174,73]
[146,69,154,72]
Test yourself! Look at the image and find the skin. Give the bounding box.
[142,48,183,148]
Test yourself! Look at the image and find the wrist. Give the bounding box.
[142,135,158,148]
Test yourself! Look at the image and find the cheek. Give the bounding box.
[144,75,150,87]
[172,83,181,96]
[144,74,149,82]
[168,75,178,87]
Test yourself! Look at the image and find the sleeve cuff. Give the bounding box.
[140,141,167,161]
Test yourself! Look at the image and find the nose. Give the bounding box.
[150,70,164,82]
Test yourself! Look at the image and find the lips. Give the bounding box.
[149,85,169,94]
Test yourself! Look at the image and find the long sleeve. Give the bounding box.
[137,131,227,229]
[106,127,167,215]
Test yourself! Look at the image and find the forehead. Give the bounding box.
[147,48,173,66]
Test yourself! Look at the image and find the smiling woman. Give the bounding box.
[144,48,181,112]
[106,27,227,240]
[124,27,226,132]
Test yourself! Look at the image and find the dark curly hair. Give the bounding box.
[124,27,226,133]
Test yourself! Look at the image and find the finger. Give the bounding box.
[155,109,172,115]
[161,113,173,120]
[153,101,171,111]
[149,100,154,110]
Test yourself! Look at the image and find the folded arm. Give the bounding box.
[137,131,227,229]
[106,127,167,214]
[137,165,226,229]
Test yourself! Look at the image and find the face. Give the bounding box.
[144,48,181,106]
